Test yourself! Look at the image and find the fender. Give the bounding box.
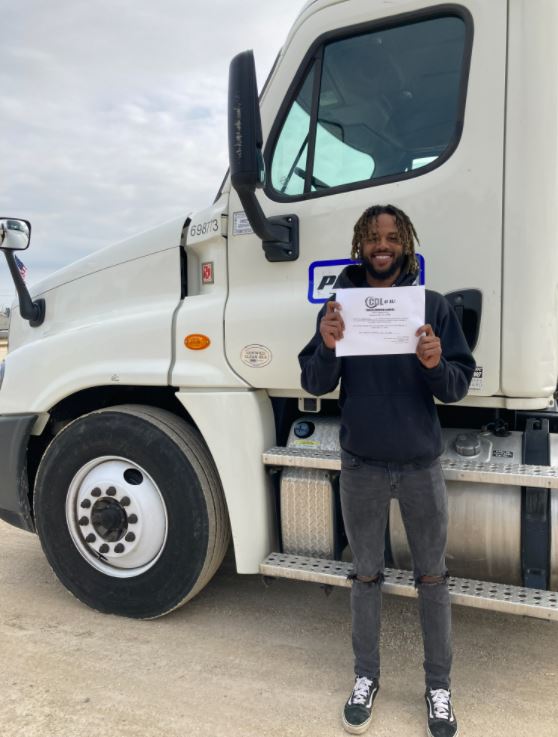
[176,388,276,573]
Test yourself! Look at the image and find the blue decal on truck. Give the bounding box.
[308,255,425,303]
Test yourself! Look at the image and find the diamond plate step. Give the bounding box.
[262,446,558,488]
[260,553,558,621]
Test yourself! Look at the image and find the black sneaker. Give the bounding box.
[425,688,458,737]
[342,675,379,734]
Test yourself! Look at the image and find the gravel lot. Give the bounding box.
[0,519,557,737]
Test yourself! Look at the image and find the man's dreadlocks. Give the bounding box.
[351,204,420,276]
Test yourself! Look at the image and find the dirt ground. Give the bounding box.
[0,519,557,737]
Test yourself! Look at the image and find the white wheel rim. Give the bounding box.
[65,456,168,578]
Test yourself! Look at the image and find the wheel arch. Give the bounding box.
[27,385,196,522]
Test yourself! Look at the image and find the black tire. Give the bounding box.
[34,405,230,618]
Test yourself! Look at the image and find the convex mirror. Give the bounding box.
[0,219,31,250]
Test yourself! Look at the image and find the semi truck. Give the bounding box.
[1,0,558,621]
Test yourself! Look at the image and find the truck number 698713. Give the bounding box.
[190,219,219,238]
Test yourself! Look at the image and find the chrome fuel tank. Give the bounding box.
[390,429,558,587]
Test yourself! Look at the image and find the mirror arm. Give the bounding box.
[2,250,45,327]
[235,186,289,243]
[235,187,299,262]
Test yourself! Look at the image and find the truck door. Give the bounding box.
[225,0,506,399]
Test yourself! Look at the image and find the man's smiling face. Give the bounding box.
[360,213,405,287]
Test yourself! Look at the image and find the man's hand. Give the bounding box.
[320,301,344,350]
[416,324,442,368]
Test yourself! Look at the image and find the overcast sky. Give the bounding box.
[0,0,305,306]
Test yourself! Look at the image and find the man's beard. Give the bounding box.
[363,253,405,281]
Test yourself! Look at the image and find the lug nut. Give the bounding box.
[78,516,89,526]
[80,499,91,509]
[114,543,125,554]
[85,533,96,544]
[107,486,117,496]
[125,532,136,542]
[121,496,131,507]
[128,514,138,524]
[91,487,101,497]
[99,544,110,554]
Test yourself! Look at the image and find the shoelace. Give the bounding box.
[350,676,374,705]
[429,689,451,719]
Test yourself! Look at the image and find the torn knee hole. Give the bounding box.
[418,574,446,586]
[347,572,383,586]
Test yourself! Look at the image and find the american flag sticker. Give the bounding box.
[15,254,28,281]
[201,262,214,284]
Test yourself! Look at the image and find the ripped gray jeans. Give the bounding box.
[340,449,451,690]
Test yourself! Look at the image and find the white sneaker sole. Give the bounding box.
[342,712,372,735]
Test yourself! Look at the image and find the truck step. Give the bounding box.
[262,446,558,488]
[260,552,558,621]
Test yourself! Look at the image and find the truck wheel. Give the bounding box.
[33,405,230,618]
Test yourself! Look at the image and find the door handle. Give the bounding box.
[444,289,482,351]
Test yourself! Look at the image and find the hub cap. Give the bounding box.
[66,457,168,578]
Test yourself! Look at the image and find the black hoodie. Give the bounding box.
[298,265,476,464]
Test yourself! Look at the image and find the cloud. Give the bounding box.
[0,0,305,302]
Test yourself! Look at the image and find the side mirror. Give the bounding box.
[0,218,45,327]
[0,219,31,251]
[228,51,299,262]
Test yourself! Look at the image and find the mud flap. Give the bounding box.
[0,413,37,532]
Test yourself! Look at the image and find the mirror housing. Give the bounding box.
[228,50,265,191]
[0,218,45,327]
[228,51,299,262]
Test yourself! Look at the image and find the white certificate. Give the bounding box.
[335,286,425,357]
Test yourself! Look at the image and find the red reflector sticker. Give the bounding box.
[202,262,214,284]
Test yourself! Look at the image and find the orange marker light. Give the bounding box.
[184,334,211,350]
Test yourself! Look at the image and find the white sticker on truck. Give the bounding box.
[240,344,272,368]
[471,366,483,390]
[232,211,253,236]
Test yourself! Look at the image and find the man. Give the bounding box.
[298,205,475,737]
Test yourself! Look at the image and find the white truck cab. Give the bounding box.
[1,0,558,620]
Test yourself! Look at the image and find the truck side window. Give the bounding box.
[269,13,468,198]
[271,63,316,195]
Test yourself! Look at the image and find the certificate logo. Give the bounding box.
[365,296,395,310]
